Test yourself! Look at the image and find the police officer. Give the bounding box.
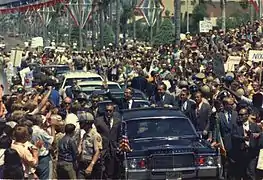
[77,111,103,179]
[77,93,90,111]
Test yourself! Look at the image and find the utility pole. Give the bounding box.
[186,0,189,32]
[221,0,226,32]
[174,0,181,45]
[115,0,120,47]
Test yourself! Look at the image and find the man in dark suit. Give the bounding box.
[232,107,261,180]
[151,82,176,107]
[217,97,238,179]
[104,85,141,110]
[178,88,196,125]
[94,104,122,179]
[131,70,148,94]
[194,91,211,137]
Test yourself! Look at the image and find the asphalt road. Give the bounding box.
[4,35,24,51]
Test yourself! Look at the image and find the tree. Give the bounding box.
[217,11,249,29]
[153,17,174,45]
[102,24,115,47]
[192,3,208,33]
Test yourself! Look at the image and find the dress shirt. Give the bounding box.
[243,121,250,146]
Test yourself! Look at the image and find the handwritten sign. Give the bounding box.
[224,56,241,72]
[10,49,23,67]
[249,50,263,62]
[199,20,213,33]
[31,37,44,48]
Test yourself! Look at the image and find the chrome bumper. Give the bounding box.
[126,166,221,179]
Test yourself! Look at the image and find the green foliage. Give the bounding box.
[102,24,115,47]
[216,12,250,29]
[239,0,249,9]
[192,3,208,32]
[165,10,170,17]
[153,18,174,45]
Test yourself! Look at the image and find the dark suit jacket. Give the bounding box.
[131,76,148,93]
[179,99,196,126]
[151,93,176,107]
[106,91,141,110]
[218,110,238,151]
[94,115,122,155]
[232,121,261,159]
[195,102,211,132]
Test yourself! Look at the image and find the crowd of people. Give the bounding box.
[0,19,263,180]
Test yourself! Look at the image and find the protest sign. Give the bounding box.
[10,49,23,67]
[224,56,241,72]
[31,37,44,48]
[199,20,213,33]
[249,50,263,62]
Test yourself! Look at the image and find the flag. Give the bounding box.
[250,0,259,12]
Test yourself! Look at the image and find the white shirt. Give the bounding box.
[128,100,133,109]
[243,121,250,146]
[225,112,231,123]
[109,118,114,129]
[32,125,54,156]
[181,101,187,111]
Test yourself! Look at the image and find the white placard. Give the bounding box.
[199,20,213,33]
[10,49,23,67]
[249,50,263,62]
[224,56,241,72]
[31,37,44,48]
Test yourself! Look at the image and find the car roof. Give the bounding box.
[121,107,186,121]
[63,71,103,79]
[77,81,118,86]
[98,99,150,103]
[42,65,69,68]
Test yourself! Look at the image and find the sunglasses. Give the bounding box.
[106,109,113,112]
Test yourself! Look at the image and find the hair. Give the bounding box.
[13,125,30,143]
[126,87,134,95]
[160,82,167,91]
[26,114,43,126]
[0,135,12,149]
[24,100,38,112]
[3,148,24,179]
[11,102,24,111]
[9,110,26,123]
[65,124,76,135]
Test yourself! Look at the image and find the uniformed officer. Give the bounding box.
[77,111,103,179]
[77,93,90,111]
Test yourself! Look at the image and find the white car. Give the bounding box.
[77,81,121,91]
[59,71,104,95]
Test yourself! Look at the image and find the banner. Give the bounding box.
[249,50,263,62]
[0,0,65,14]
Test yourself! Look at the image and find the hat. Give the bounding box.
[200,85,211,94]
[206,76,214,82]
[226,72,235,78]
[77,111,94,123]
[195,73,205,80]
[236,88,245,96]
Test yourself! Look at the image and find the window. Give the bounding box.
[63,77,102,88]
[127,118,196,139]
